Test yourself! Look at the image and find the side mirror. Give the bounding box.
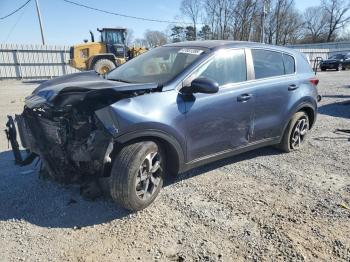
[182,77,219,94]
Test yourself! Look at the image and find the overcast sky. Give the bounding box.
[0,0,326,45]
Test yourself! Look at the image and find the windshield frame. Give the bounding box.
[106,46,210,88]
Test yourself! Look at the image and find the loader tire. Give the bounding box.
[93,59,116,74]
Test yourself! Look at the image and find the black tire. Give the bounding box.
[278,111,310,153]
[320,68,326,71]
[93,59,116,74]
[110,141,165,211]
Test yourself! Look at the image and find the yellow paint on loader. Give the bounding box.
[69,28,147,74]
[70,42,106,70]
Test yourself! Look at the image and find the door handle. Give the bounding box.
[237,93,252,102]
[288,84,299,91]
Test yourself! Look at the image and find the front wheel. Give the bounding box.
[278,111,310,153]
[93,59,116,74]
[110,141,164,211]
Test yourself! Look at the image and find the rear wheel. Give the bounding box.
[278,111,310,153]
[93,59,116,74]
[110,141,164,211]
[320,67,326,71]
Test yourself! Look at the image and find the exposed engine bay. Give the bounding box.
[5,71,159,187]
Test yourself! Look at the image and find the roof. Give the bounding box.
[164,40,298,54]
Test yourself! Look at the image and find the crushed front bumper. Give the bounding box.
[5,114,37,165]
[5,108,114,183]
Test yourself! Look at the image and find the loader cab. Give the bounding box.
[99,28,127,58]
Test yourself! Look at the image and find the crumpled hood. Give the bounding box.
[26,71,158,109]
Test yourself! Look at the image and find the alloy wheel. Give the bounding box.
[290,117,309,149]
[135,151,162,201]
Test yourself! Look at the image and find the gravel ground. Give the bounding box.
[0,71,349,262]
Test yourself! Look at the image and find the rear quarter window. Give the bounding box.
[283,54,295,74]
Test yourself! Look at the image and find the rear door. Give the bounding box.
[248,49,298,142]
[182,49,255,162]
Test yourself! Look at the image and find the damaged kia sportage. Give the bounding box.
[5,41,320,211]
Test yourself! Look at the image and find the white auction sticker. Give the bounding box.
[178,48,203,55]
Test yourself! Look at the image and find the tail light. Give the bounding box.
[309,77,322,102]
[309,78,319,86]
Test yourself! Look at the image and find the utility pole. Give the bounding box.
[34,0,45,45]
[261,1,267,43]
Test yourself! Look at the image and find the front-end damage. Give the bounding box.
[5,72,159,188]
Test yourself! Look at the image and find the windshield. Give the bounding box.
[102,30,125,45]
[107,46,206,85]
[329,54,344,60]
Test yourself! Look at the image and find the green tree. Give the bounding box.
[198,25,211,40]
[185,26,196,41]
[171,26,185,42]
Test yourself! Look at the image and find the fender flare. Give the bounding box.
[115,129,186,173]
[280,101,316,141]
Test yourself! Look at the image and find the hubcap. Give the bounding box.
[135,151,162,201]
[291,117,309,149]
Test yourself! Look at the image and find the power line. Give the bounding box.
[62,0,194,25]
[4,5,27,42]
[0,0,32,20]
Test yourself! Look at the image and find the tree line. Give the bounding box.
[131,0,350,47]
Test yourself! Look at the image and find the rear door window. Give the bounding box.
[252,49,285,79]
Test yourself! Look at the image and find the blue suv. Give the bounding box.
[6,41,320,211]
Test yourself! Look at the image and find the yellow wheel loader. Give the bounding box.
[69,28,146,74]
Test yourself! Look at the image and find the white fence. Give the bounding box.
[1,41,350,79]
[0,44,79,79]
[288,41,350,64]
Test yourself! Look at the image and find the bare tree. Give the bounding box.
[337,27,350,41]
[233,0,259,41]
[180,0,202,39]
[175,0,350,45]
[279,5,303,44]
[303,7,328,43]
[126,29,134,46]
[322,0,350,42]
[133,38,148,48]
[203,0,236,40]
[144,30,168,48]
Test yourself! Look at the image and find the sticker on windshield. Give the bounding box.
[178,48,203,55]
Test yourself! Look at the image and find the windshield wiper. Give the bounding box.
[107,78,131,83]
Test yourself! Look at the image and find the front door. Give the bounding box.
[181,49,254,162]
